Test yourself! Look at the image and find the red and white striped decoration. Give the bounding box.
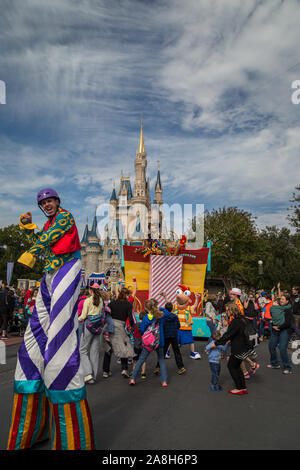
[149,255,183,308]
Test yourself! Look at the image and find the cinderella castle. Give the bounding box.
[81,120,164,282]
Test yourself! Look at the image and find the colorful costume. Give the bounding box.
[7,191,96,450]
[172,285,201,358]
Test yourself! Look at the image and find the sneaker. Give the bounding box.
[141,374,147,379]
[283,370,292,375]
[128,358,133,365]
[117,358,121,364]
[190,351,201,360]
[161,382,168,387]
[267,364,280,369]
[210,385,222,391]
[129,379,136,385]
[85,375,95,385]
[249,363,260,375]
[102,371,112,378]
[121,370,129,378]
[177,367,186,375]
[153,367,160,375]
[165,350,171,359]
[244,372,250,379]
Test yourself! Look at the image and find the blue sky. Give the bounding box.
[0,0,300,238]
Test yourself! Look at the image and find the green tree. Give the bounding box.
[0,225,44,284]
[257,226,300,290]
[288,184,300,232]
[201,207,259,290]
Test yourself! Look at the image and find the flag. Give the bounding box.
[7,262,14,286]
[149,255,183,308]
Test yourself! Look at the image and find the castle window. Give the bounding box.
[107,249,113,259]
[115,250,120,259]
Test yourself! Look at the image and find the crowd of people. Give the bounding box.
[204,285,300,393]
[66,280,300,396]
[1,279,299,396]
[0,281,36,339]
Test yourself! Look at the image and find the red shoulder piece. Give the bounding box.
[44,209,82,255]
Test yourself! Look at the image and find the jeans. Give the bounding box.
[209,362,221,387]
[291,316,300,338]
[78,321,84,340]
[156,337,184,370]
[259,319,272,337]
[105,314,114,334]
[131,347,167,383]
[206,320,216,337]
[269,329,291,371]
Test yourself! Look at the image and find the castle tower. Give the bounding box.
[132,119,150,207]
[153,160,163,206]
[152,161,163,238]
[84,208,101,280]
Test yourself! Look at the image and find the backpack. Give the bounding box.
[242,318,255,349]
[85,307,106,335]
[142,320,160,351]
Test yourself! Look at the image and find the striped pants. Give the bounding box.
[7,258,96,450]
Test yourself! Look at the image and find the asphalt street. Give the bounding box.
[0,338,299,451]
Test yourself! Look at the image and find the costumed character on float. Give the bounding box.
[162,284,201,359]
[7,188,96,451]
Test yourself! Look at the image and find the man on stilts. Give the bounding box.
[7,188,96,450]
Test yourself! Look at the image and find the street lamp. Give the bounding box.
[258,260,263,289]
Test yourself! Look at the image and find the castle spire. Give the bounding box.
[138,117,145,154]
[155,160,162,190]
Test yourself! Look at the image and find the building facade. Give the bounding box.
[81,120,163,282]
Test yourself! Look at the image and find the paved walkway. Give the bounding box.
[1,339,299,450]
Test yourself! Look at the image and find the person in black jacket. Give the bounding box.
[210,302,253,395]
[244,292,259,332]
[154,302,186,375]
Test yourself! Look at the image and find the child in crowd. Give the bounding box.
[216,313,230,360]
[129,299,172,387]
[206,330,228,391]
[154,302,186,375]
[101,290,114,342]
[132,311,147,379]
[24,288,38,317]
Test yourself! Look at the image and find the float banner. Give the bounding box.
[123,246,209,309]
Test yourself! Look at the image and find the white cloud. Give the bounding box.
[0,0,299,236]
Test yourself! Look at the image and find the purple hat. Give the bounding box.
[37,188,60,205]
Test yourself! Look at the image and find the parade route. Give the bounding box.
[1,339,299,451]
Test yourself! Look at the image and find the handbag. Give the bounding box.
[86,307,106,335]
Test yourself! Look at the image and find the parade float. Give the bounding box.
[122,234,212,338]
